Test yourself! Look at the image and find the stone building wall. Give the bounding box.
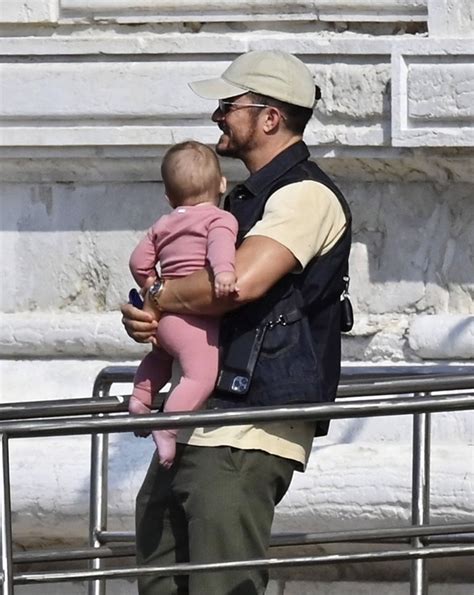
[0,0,473,590]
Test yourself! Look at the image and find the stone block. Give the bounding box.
[0,60,202,119]
[392,40,474,146]
[0,0,58,23]
[428,0,474,38]
[409,314,474,359]
[0,313,149,358]
[408,63,474,121]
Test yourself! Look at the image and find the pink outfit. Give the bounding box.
[129,204,237,285]
[129,203,238,465]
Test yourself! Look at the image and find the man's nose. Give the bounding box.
[212,107,223,122]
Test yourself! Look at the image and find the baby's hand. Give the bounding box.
[214,271,238,298]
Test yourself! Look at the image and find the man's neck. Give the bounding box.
[244,134,303,174]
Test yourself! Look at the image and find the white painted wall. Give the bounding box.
[0,0,473,590]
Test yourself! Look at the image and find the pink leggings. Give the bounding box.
[132,313,219,414]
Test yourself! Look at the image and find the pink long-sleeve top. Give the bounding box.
[129,203,238,287]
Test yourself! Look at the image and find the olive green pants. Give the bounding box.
[135,443,296,595]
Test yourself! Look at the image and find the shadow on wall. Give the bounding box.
[1,174,473,315]
[1,179,473,281]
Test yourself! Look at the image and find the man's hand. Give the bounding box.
[121,302,159,345]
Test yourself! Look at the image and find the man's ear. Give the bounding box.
[219,176,227,195]
[262,107,284,133]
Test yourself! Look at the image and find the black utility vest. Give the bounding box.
[209,141,352,437]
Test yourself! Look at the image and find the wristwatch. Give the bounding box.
[149,278,165,310]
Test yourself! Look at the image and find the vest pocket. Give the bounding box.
[259,315,317,367]
[259,319,300,359]
[252,316,321,401]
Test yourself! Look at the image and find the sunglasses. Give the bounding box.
[218,99,268,115]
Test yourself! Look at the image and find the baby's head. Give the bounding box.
[161,141,226,208]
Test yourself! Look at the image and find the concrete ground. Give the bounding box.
[13,580,474,594]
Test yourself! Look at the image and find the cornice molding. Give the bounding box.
[0,1,428,25]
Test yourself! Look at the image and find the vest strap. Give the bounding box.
[265,307,303,329]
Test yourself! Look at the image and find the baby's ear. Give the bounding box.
[219,176,227,195]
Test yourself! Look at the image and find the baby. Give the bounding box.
[128,141,238,468]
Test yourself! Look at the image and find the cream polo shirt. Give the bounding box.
[176,180,348,469]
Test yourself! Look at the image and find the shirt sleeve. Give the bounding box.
[245,180,347,270]
[206,211,239,276]
[129,227,159,287]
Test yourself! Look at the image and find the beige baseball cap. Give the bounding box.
[189,50,317,109]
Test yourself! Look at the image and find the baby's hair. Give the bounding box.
[161,141,222,206]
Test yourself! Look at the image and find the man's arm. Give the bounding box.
[121,235,298,342]
[121,179,347,342]
[162,234,298,314]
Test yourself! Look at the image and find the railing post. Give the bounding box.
[411,394,431,595]
[1,433,14,595]
[88,380,111,595]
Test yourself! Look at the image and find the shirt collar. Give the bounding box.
[241,140,310,197]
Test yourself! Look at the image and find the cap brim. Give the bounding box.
[188,77,247,100]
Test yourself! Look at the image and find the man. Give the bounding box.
[122,50,352,595]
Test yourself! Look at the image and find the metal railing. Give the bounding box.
[1,366,474,594]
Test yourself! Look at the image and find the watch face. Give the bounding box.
[150,281,162,297]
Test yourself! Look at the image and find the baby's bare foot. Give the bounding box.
[129,396,152,437]
[129,396,151,415]
[153,429,177,468]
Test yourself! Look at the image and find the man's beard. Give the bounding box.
[215,119,258,160]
